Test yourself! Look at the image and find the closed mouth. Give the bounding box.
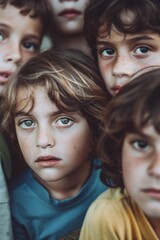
[59,9,81,17]
[36,156,61,162]
[142,188,160,199]
[36,156,61,167]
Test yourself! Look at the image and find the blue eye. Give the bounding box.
[60,118,70,124]
[56,117,74,127]
[0,32,5,42]
[19,119,35,129]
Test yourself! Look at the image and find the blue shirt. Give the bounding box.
[10,160,107,240]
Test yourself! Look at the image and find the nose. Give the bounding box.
[36,127,55,149]
[112,54,135,80]
[148,153,160,178]
[4,43,21,64]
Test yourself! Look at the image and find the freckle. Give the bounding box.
[73,145,78,153]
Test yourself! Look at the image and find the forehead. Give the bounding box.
[0,4,43,36]
[15,86,52,112]
[97,25,160,44]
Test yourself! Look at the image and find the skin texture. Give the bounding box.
[122,125,160,236]
[14,86,92,200]
[0,4,43,97]
[97,28,160,96]
[48,0,89,34]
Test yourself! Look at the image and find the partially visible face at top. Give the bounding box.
[14,86,92,186]
[96,11,160,96]
[48,0,90,35]
[0,4,43,97]
[122,124,160,229]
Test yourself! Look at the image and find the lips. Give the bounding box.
[58,9,81,19]
[111,86,122,95]
[142,188,160,199]
[36,156,61,167]
[0,72,12,84]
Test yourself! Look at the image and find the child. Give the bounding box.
[0,0,52,96]
[0,1,52,239]
[44,0,91,55]
[2,49,110,240]
[79,68,160,240]
[84,0,160,95]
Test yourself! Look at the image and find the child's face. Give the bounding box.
[122,125,160,226]
[97,29,160,96]
[48,0,89,34]
[0,4,43,97]
[14,86,92,185]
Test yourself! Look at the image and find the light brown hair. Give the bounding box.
[2,49,110,157]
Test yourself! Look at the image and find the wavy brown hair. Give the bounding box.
[2,49,110,157]
[84,0,160,60]
[98,68,160,188]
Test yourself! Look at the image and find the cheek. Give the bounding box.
[122,143,135,188]
[16,133,31,156]
[67,129,92,157]
[21,53,37,64]
[18,139,28,152]
[122,149,145,193]
[98,61,111,79]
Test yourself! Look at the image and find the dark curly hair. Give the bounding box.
[98,68,160,188]
[84,0,160,60]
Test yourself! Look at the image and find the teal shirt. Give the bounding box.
[10,160,107,240]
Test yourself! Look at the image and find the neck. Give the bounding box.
[53,32,91,56]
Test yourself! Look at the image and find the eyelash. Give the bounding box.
[131,139,148,149]
[0,30,6,41]
[18,119,35,129]
[56,117,74,126]
[17,116,74,129]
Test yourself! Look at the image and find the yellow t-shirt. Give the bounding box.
[79,188,159,240]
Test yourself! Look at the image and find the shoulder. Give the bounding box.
[80,188,134,240]
[84,188,132,229]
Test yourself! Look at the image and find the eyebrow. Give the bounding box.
[0,23,11,29]
[125,35,156,44]
[97,35,156,46]
[14,110,64,118]
[0,23,40,41]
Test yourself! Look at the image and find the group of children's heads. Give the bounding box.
[1,0,160,238]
